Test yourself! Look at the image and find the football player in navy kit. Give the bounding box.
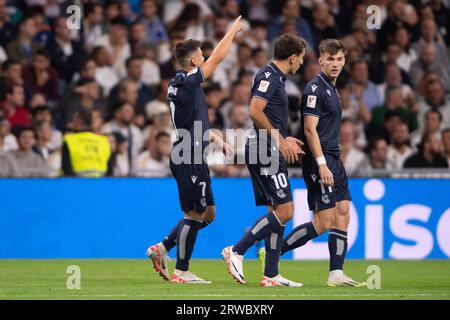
[147,16,243,284]
[280,39,366,287]
[222,34,307,287]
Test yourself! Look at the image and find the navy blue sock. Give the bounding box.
[233,212,283,256]
[281,222,318,255]
[162,220,209,252]
[264,226,285,278]
[175,218,202,271]
[328,228,348,271]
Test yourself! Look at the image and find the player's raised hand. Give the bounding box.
[230,15,244,34]
[319,165,334,187]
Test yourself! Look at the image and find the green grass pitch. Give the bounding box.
[1,259,450,300]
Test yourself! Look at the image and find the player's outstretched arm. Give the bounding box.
[304,115,334,186]
[201,16,244,79]
[249,97,298,164]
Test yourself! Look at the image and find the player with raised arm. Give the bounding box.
[146,16,243,284]
[279,39,366,287]
[222,34,306,287]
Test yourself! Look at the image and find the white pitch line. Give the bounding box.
[1,293,450,298]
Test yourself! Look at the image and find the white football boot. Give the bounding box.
[221,246,246,284]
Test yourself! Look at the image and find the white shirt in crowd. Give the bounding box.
[135,151,171,177]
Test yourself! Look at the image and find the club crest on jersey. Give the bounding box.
[258,80,270,92]
[307,95,317,108]
[311,84,318,92]
[264,72,271,78]
[191,175,197,183]
[277,189,287,199]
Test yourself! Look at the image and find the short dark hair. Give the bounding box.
[34,48,50,60]
[319,39,347,57]
[155,131,170,141]
[425,109,443,122]
[31,105,51,117]
[274,34,306,60]
[16,126,35,139]
[1,59,21,72]
[174,39,201,67]
[125,56,142,69]
[84,1,101,17]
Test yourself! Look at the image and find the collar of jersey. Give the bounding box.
[268,62,286,81]
[318,71,336,90]
[175,69,188,76]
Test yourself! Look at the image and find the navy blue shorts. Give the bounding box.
[245,141,292,207]
[170,160,215,213]
[302,153,351,211]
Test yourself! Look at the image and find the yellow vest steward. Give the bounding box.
[64,132,111,177]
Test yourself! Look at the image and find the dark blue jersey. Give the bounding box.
[167,67,210,150]
[300,71,342,157]
[251,62,289,140]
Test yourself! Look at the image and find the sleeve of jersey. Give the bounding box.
[301,85,321,118]
[183,67,205,88]
[251,75,277,102]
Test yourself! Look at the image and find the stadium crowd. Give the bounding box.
[0,0,450,178]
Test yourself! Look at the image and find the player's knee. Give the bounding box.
[336,201,350,217]
[274,203,294,223]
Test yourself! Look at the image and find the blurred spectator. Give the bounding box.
[31,105,62,150]
[380,42,413,86]
[45,17,85,84]
[0,117,17,152]
[429,0,450,46]
[221,82,250,127]
[143,86,172,144]
[411,18,450,74]
[32,120,54,161]
[369,85,417,136]
[102,102,144,173]
[5,126,49,177]
[138,0,169,62]
[309,1,342,52]
[0,0,16,47]
[442,128,450,167]
[404,132,448,168]
[94,16,130,78]
[267,0,314,48]
[229,43,255,82]
[0,84,29,131]
[411,109,442,150]
[62,108,112,177]
[387,122,413,170]
[136,131,171,177]
[91,46,120,96]
[163,0,212,26]
[377,62,414,106]
[91,108,105,136]
[378,0,418,50]
[109,131,130,177]
[338,82,369,148]
[23,48,60,103]
[368,136,393,170]
[109,56,155,113]
[82,1,105,52]
[349,60,382,111]
[410,43,450,92]
[416,78,450,131]
[171,3,205,42]
[340,118,370,177]
[61,77,106,129]
[243,20,268,52]
[6,16,42,66]
[393,26,417,73]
